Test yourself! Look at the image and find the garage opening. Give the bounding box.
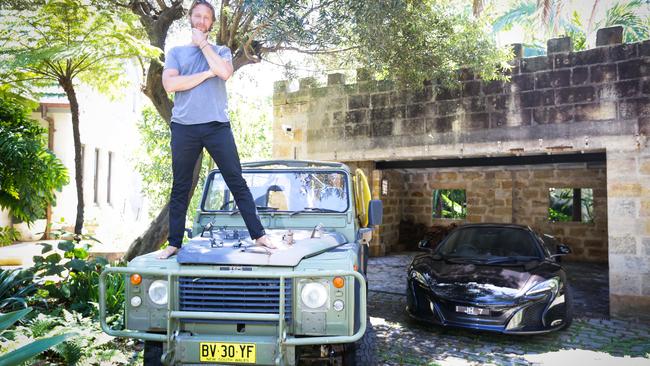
[359,152,609,318]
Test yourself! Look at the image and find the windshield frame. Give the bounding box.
[434,226,545,261]
[200,168,352,214]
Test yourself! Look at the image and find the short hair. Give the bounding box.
[189,0,216,22]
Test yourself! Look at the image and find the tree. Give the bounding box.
[0,0,158,234]
[0,90,68,225]
[97,0,511,259]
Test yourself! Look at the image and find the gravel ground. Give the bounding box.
[367,252,650,366]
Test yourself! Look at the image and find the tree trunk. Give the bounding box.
[59,77,84,235]
[124,151,204,261]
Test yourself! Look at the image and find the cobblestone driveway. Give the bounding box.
[367,253,650,365]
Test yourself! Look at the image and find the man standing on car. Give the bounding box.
[158,0,274,259]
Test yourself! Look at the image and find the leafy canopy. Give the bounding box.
[0,0,159,98]
[0,90,68,224]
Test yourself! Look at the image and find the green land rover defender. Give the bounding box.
[99,160,382,365]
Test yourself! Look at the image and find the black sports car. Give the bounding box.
[406,224,573,334]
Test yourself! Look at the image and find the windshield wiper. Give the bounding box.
[289,207,340,217]
[485,256,538,264]
[229,206,278,216]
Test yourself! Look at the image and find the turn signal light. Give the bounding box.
[333,276,345,288]
[130,274,142,285]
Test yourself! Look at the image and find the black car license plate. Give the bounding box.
[456,305,490,316]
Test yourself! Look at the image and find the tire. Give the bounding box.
[343,319,377,366]
[561,284,574,330]
[143,341,164,366]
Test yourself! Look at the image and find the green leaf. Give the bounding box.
[39,243,53,254]
[44,253,62,264]
[0,332,77,366]
[0,307,31,333]
[72,247,88,259]
[66,259,87,272]
[57,241,75,252]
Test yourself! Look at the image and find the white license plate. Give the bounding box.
[455,305,490,316]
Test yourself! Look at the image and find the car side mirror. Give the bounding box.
[367,200,383,226]
[418,239,430,250]
[551,243,571,259]
[556,244,571,255]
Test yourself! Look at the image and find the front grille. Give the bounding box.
[179,277,292,324]
[521,302,546,328]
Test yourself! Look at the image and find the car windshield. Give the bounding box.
[437,227,541,260]
[203,170,349,213]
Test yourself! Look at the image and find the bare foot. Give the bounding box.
[255,235,276,249]
[157,246,179,259]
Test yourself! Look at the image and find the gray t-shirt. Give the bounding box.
[164,44,232,124]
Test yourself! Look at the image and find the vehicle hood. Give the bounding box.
[176,229,347,267]
[417,261,534,303]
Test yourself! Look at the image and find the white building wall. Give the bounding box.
[1,60,152,250]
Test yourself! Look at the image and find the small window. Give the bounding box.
[548,188,593,223]
[94,148,100,204]
[107,151,113,205]
[432,189,467,219]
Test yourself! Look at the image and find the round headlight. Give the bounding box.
[130,296,142,307]
[333,299,344,312]
[148,280,168,305]
[300,282,328,309]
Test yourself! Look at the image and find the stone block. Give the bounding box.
[591,64,617,83]
[407,103,426,118]
[641,40,650,57]
[462,81,481,97]
[370,107,391,121]
[610,294,650,320]
[487,95,507,111]
[348,94,370,110]
[573,47,608,66]
[436,87,461,100]
[299,77,318,89]
[610,199,637,218]
[483,80,504,95]
[532,106,574,124]
[389,91,407,105]
[511,74,535,91]
[464,113,490,130]
[640,117,650,135]
[273,80,288,93]
[520,56,551,73]
[618,59,647,80]
[437,100,462,116]
[641,201,650,217]
[510,43,524,58]
[461,97,486,113]
[596,26,623,46]
[371,121,394,137]
[609,182,643,197]
[643,237,650,255]
[572,67,589,85]
[401,119,424,134]
[553,52,572,69]
[610,273,641,295]
[555,86,595,104]
[548,37,572,54]
[427,116,453,133]
[535,69,571,89]
[519,91,542,108]
[610,235,638,254]
[574,102,617,122]
[407,87,434,104]
[584,239,603,248]
[370,93,389,108]
[345,110,367,124]
[615,80,641,98]
[609,43,638,61]
[640,160,650,175]
[327,73,345,85]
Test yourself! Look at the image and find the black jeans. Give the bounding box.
[168,121,265,248]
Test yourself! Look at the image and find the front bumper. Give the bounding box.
[99,267,366,365]
[406,280,566,335]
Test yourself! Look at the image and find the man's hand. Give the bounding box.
[192,28,208,47]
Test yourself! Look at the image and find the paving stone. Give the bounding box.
[368,252,650,365]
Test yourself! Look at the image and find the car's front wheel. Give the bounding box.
[561,284,574,330]
[343,319,377,366]
[143,341,163,366]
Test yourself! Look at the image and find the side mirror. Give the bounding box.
[367,200,383,226]
[418,239,430,250]
[556,244,571,255]
[550,243,571,259]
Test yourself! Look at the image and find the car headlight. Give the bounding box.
[148,280,168,305]
[300,282,329,309]
[525,277,560,297]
